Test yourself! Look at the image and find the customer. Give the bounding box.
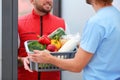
[18,0,68,80]
[26,0,120,80]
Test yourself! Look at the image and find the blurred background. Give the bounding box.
[18,0,33,16]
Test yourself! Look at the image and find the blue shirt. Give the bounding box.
[80,6,120,80]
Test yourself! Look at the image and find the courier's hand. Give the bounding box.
[23,57,33,72]
[28,50,52,64]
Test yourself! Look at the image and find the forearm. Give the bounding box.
[49,56,82,72]
[48,48,93,72]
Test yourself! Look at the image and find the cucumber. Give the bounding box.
[48,27,65,40]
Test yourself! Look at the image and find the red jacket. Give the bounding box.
[18,10,65,80]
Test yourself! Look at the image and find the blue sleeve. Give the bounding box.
[80,21,105,54]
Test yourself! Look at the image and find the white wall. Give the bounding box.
[62,0,95,34]
[0,0,2,79]
[61,0,120,80]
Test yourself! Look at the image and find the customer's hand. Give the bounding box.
[28,50,52,64]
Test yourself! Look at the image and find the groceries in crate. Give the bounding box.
[25,27,80,53]
[24,28,80,71]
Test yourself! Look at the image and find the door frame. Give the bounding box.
[53,0,62,17]
[2,0,18,80]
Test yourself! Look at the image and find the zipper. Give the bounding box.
[38,16,43,80]
[40,16,43,36]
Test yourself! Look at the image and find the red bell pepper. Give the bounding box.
[38,35,51,45]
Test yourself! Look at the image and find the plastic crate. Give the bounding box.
[24,40,76,72]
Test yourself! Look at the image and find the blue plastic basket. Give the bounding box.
[29,51,76,72]
[24,40,76,72]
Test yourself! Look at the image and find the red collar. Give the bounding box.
[32,9,51,19]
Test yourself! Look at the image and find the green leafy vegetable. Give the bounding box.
[28,41,46,52]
